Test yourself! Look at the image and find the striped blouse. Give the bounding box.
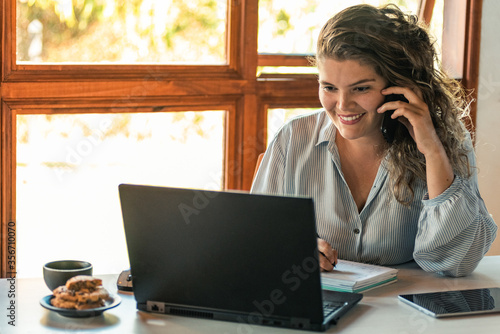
[251,110,497,277]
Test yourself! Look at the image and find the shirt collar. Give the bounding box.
[315,111,336,146]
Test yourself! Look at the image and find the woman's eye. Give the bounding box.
[354,86,370,92]
[322,86,335,92]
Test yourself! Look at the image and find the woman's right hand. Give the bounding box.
[317,238,338,272]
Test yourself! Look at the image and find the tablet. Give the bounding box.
[398,288,500,318]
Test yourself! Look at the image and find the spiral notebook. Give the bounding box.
[321,260,398,293]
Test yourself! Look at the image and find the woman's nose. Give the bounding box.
[337,92,353,111]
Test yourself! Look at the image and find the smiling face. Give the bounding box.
[318,58,388,145]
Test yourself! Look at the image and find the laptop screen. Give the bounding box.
[119,184,325,324]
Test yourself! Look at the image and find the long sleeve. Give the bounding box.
[413,142,497,277]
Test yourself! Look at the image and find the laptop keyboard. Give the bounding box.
[323,301,345,317]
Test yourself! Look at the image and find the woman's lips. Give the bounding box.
[337,113,366,124]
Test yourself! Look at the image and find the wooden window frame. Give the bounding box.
[0,0,482,277]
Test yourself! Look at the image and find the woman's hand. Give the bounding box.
[317,237,337,272]
[378,86,455,198]
[378,86,441,156]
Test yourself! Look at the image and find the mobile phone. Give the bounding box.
[380,94,408,144]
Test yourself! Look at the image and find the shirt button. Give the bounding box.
[353,228,360,234]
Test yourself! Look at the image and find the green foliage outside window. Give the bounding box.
[17,0,227,64]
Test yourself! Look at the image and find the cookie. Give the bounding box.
[50,296,77,309]
[76,300,105,310]
[66,276,102,291]
[52,286,78,302]
[76,286,110,304]
[50,276,110,310]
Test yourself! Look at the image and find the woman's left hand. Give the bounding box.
[378,86,442,157]
[378,86,455,199]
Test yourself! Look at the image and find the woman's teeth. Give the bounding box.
[339,113,364,121]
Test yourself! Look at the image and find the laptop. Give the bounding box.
[119,184,362,331]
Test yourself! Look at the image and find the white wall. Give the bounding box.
[476,0,500,255]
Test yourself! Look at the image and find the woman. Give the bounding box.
[251,4,497,277]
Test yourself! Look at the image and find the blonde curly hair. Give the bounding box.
[313,4,472,205]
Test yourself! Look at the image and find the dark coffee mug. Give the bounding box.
[43,260,93,291]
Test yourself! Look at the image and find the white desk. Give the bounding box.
[1,256,499,334]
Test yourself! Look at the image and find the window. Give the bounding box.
[257,0,442,71]
[0,0,479,277]
[16,111,225,277]
[258,0,421,55]
[17,0,228,64]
